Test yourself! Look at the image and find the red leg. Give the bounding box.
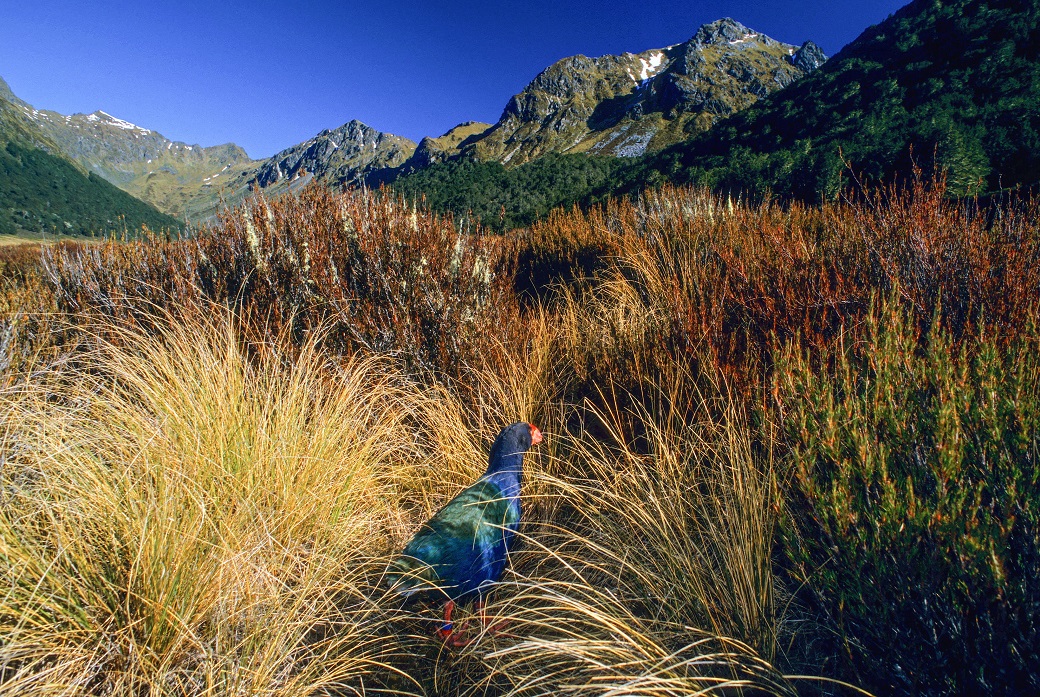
[446,628,475,647]
[436,598,512,647]
[435,600,456,642]
[437,599,478,647]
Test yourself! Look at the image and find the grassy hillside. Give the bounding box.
[13,106,257,221]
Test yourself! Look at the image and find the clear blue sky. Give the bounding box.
[0,1,909,159]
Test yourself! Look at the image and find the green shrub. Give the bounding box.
[775,295,1040,695]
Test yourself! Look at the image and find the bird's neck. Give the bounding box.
[484,453,524,486]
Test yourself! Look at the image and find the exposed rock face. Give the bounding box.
[250,120,416,189]
[460,18,826,165]
[691,17,757,48]
[791,41,827,72]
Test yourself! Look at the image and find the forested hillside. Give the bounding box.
[638,0,1040,198]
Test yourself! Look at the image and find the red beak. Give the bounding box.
[528,424,543,445]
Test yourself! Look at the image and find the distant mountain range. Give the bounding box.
[0,17,825,230]
[1,0,1037,237]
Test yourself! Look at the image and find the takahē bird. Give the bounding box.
[388,422,543,645]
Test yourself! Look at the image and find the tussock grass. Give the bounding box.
[0,305,808,696]
[379,372,804,697]
[0,310,422,695]
[0,243,60,380]
[470,383,794,697]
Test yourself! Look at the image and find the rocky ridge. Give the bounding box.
[399,121,492,173]
[0,76,29,109]
[250,119,416,190]
[457,18,826,166]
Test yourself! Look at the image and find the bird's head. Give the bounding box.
[528,423,543,446]
[486,421,543,474]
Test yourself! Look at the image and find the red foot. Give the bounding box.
[435,599,515,647]
[436,600,477,646]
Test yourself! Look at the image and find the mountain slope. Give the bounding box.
[8,103,257,220]
[459,19,825,166]
[398,121,492,173]
[0,97,182,237]
[638,0,1040,198]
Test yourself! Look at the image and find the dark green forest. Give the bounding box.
[0,141,183,237]
[387,154,624,231]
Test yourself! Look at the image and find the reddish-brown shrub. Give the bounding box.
[515,176,1040,399]
[44,186,524,381]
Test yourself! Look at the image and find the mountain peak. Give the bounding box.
[690,18,756,49]
[458,18,824,166]
[250,119,416,189]
[342,118,371,132]
[791,41,827,72]
[84,110,153,135]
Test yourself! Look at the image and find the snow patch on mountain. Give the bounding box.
[640,51,666,81]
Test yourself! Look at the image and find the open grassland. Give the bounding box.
[0,235,42,247]
[0,176,1037,696]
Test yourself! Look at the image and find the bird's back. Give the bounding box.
[390,476,520,600]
